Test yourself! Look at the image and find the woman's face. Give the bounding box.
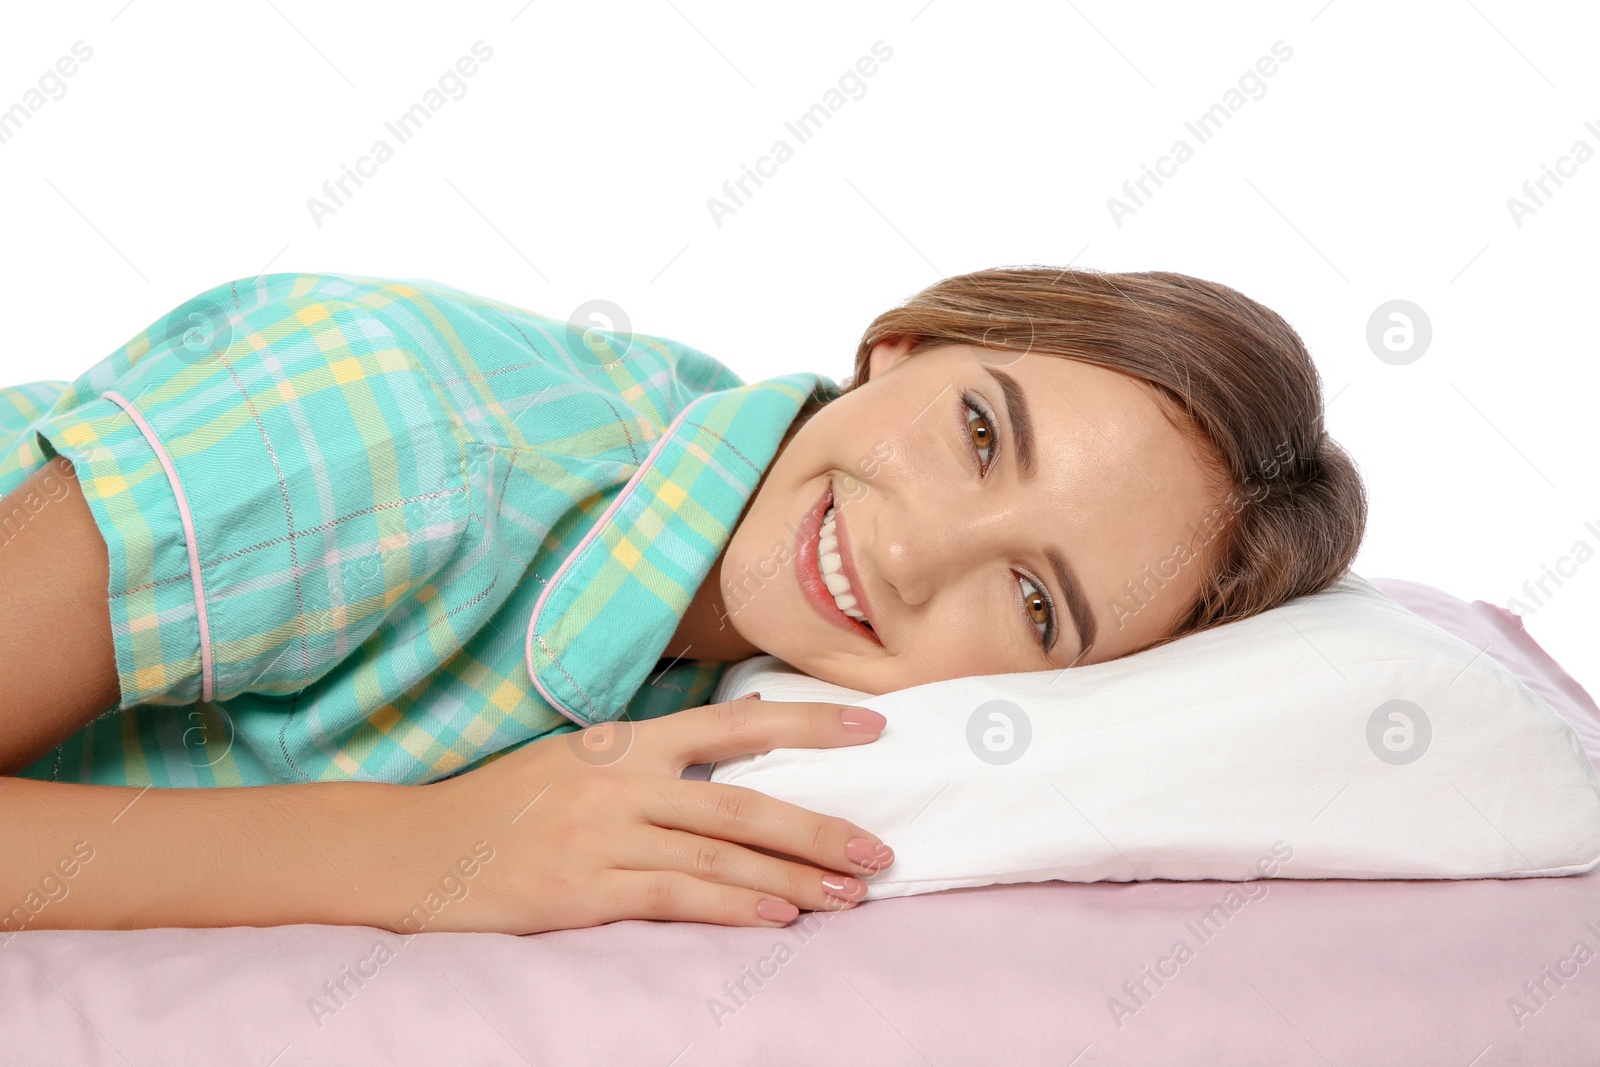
[717,339,1228,695]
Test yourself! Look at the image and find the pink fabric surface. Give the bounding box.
[3,578,1597,1066]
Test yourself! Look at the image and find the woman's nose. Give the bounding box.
[871,495,998,607]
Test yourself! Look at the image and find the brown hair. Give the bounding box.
[789,265,1367,655]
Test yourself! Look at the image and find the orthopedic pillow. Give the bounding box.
[707,572,1600,899]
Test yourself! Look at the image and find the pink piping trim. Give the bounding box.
[526,399,703,725]
[102,391,215,702]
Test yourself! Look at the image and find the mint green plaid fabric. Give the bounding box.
[0,273,837,786]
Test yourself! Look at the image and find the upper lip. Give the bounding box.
[828,481,883,642]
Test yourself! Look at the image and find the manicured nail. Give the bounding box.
[840,706,886,734]
[845,837,894,871]
[821,875,868,902]
[737,691,761,701]
[756,898,798,924]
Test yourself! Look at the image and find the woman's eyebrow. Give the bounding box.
[983,365,1035,477]
[1047,546,1097,663]
[983,364,1097,660]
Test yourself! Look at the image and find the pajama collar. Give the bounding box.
[525,372,838,727]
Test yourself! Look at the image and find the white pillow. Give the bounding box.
[708,572,1600,900]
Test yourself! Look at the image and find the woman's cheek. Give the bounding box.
[837,472,870,505]
[856,439,896,479]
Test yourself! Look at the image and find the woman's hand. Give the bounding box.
[394,695,895,935]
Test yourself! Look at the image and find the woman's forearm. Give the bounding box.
[0,774,425,935]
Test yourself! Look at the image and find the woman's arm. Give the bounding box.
[1,774,420,934]
[2,700,893,936]
[0,455,450,932]
[1,454,893,934]
[0,453,121,775]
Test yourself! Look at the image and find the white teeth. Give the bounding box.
[816,505,870,622]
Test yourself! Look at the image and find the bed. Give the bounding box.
[2,578,1595,1066]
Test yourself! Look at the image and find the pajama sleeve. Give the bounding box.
[24,274,479,708]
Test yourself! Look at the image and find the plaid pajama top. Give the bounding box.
[0,272,838,787]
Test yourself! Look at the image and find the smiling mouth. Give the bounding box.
[816,505,871,626]
[795,480,881,646]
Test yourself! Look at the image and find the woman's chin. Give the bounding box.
[741,634,886,693]
[791,659,878,695]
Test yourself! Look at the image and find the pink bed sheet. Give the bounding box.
[3,578,1597,1066]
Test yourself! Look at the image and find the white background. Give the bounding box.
[1,0,1594,695]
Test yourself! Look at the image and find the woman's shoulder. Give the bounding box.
[183,270,749,378]
[148,272,835,457]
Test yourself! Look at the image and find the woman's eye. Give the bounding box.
[1017,572,1056,651]
[958,392,1051,653]
[964,398,995,474]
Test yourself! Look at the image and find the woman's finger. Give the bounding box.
[637,696,889,774]
[601,869,857,930]
[642,776,895,878]
[617,825,868,913]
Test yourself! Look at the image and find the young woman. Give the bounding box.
[0,266,1365,936]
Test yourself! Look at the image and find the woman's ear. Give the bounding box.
[867,335,918,380]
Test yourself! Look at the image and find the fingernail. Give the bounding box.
[737,691,761,701]
[845,837,894,871]
[821,874,868,902]
[756,898,798,924]
[840,706,886,734]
